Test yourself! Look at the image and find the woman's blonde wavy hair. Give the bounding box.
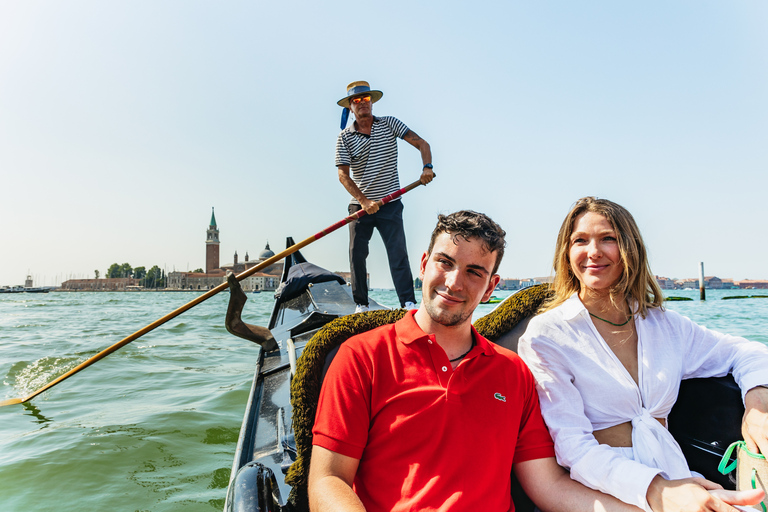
[543,197,664,318]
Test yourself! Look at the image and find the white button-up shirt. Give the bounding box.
[519,293,768,510]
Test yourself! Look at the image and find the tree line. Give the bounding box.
[100,263,167,288]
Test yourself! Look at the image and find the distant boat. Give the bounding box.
[0,286,49,294]
[1,275,50,293]
[481,295,502,304]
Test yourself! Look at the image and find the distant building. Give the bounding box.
[335,271,369,290]
[736,280,768,289]
[241,272,280,293]
[166,271,225,291]
[655,276,676,290]
[704,276,723,289]
[500,279,521,290]
[205,207,220,274]
[497,277,552,290]
[220,244,282,279]
[668,276,733,290]
[676,278,699,289]
[166,210,283,291]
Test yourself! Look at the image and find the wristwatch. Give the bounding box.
[423,163,433,169]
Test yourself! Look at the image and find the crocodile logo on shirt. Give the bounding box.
[494,392,506,402]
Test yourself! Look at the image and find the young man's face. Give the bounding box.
[419,232,500,328]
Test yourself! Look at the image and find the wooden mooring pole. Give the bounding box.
[699,262,706,301]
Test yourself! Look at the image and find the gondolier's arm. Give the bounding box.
[338,166,379,215]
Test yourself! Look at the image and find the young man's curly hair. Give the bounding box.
[427,210,506,275]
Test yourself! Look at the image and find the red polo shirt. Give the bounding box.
[312,310,554,512]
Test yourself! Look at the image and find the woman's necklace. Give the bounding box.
[589,311,632,327]
[449,339,475,362]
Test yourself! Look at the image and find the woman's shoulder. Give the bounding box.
[527,294,580,328]
[521,301,580,352]
[527,306,566,329]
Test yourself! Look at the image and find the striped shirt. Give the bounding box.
[335,116,409,205]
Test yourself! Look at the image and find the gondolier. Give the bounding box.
[335,80,434,312]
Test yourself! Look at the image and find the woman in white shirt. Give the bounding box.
[518,196,768,512]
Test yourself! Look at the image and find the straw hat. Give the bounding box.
[336,81,383,108]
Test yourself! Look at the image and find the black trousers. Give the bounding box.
[348,200,416,307]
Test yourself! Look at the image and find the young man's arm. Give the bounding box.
[514,457,643,512]
[308,445,366,512]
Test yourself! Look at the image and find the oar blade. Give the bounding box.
[0,397,23,407]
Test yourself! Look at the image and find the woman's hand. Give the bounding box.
[646,475,763,512]
[743,386,768,455]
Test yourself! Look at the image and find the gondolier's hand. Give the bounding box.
[743,386,768,455]
[420,167,435,185]
[647,475,763,512]
[361,197,379,215]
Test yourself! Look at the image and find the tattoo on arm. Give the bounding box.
[404,130,423,144]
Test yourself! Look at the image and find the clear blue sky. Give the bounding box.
[2,1,766,288]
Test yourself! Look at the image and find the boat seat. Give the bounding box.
[474,284,553,512]
[285,309,408,510]
[284,285,553,511]
[474,283,552,353]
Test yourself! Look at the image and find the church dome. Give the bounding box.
[259,243,275,260]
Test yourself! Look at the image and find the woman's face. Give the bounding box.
[568,211,624,294]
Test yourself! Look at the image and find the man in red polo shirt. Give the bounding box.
[308,211,640,512]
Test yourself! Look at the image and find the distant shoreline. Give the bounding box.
[53,289,211,293]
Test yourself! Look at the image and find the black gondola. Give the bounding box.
[223,239,743,511]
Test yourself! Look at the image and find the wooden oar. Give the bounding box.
[1,177,432,407]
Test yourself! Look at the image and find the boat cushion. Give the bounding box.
[474,284,552,350]
[286,309,407,510]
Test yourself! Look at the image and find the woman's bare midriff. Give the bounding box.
[593,418,667,448]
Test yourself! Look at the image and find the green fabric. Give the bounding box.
[473,284,552,342]
[285,309,407,509]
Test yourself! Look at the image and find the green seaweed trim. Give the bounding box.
[286,309,407,509]
[664,296,694,301]
[473,284,552,342]
[722,295,768,300]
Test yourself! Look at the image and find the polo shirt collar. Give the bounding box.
[394,310,496,357]
[350,116,380,133]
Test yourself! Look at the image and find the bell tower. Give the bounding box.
[205,207,220,274]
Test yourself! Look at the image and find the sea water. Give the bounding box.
[1,288,767,511]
